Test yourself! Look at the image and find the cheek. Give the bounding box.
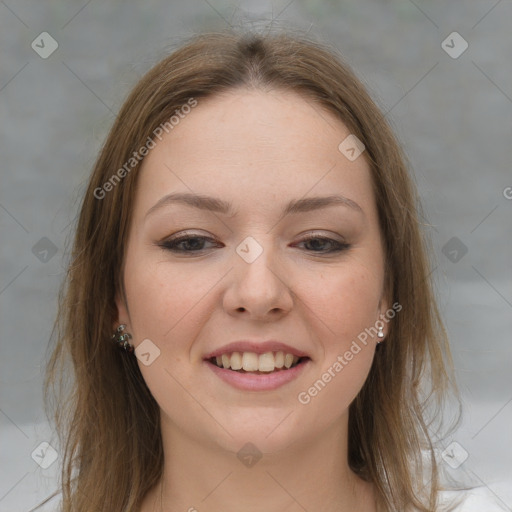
[296,349,373,427]
[124,253,216,345]
[295,264,380,408]
[122,256,213,420]
[305,261,382,344]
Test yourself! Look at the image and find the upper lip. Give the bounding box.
[204,341,311,360]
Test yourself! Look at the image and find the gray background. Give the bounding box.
[1,1,511,510]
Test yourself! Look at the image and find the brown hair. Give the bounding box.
[44,27,460,511]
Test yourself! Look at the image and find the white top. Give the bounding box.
[437,487,510,511]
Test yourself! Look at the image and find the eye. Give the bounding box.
[157,233,222,253]
[295,234,350,254]
[157,232,350,256]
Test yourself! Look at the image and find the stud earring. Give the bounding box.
[112,324,134,353]
[377,325,384,343]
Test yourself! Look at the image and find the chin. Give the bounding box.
[207,410,309,456]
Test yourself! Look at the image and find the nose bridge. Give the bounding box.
[235,234,280,287]
[226,234,292,316]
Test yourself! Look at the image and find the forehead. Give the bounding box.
[134,88,376,221]
[152,88,355,166]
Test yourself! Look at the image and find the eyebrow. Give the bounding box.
[144,192,364,219]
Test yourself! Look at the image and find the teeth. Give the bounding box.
[211,351,302,372]
[230,352,242,370]
[242,352,259,372]
[258,352,275,372]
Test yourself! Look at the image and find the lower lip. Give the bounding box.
[205,359,311,391]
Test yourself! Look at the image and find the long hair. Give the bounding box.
[44,28,460,511]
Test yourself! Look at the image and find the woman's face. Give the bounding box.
[116,88,388,455]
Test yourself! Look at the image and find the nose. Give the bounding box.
[223,240,293,321]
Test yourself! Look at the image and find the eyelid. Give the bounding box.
[296,230,346,240]
[158,229,210,242]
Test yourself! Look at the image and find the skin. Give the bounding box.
[116,88,389,512]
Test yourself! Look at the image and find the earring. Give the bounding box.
[377,325,384,343]
[112,324,134,353]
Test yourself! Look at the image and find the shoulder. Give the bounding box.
[437,486,509,511]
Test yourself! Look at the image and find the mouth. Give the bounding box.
[204,350,311,391]
[207,351,310,374]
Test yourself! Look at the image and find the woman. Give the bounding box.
[40,29,503,511]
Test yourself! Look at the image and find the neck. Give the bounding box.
[143,412,377,512]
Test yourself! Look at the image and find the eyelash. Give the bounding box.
[157,233,350,255]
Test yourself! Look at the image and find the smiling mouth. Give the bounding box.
[207,351,310,374]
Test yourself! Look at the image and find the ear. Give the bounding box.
[378,295,390,318]
[377,282,392,336]
[114,285,130,330]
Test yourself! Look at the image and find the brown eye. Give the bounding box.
[159,235,221,253]
[296,235,350,254]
